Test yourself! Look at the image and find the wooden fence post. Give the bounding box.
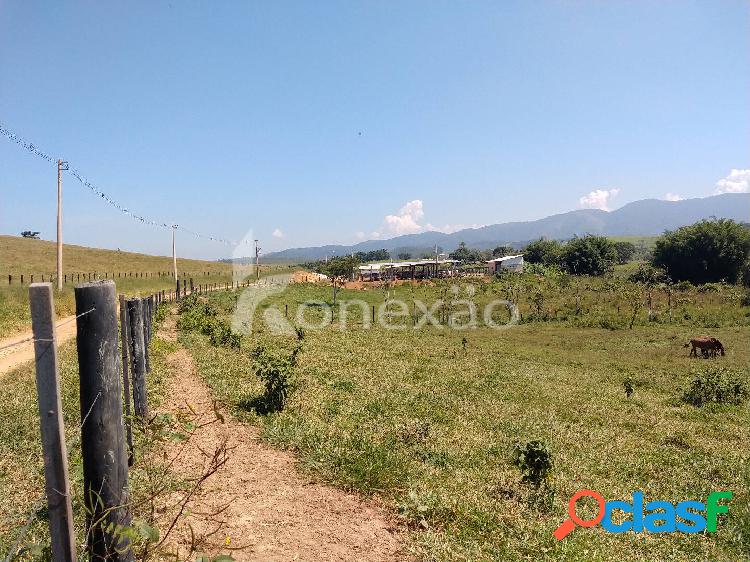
[29,283,77,562]
[74,281,133,561]
[143,298,150,373]
[190,278,194,293]
[119,294,134,465]
[127,298,148,420]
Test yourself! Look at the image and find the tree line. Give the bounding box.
[521,219,750,284]
[301,219,750,286]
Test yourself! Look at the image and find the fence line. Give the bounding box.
[11,276,249,560]
[5,271,233,285]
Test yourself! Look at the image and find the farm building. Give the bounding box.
[358,259,458,281]
[487,254,524,274]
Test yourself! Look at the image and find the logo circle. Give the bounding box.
[568,489,605,527]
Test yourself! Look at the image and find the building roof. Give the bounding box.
[487,254,524,263]
[359,259,458,271]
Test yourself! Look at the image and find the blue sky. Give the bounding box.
[1,1,748,259]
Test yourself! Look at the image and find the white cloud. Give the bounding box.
[578,188,620,211]
[365,200,482,240]
[714,169,750,194]
[272,228,284,238]
[382,200,425,236]
[664,192,683,202]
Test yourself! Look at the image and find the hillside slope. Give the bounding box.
[0,235,231,277]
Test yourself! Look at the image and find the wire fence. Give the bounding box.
[0,122,250,247]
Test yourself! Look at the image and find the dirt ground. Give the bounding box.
[155,315,409,561]
[290,271,330,284]
[0,314,78,376]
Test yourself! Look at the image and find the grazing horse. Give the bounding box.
[684,337,725,358]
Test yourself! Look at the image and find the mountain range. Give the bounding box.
[264,193,750,261]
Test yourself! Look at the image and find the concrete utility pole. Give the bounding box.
[56,160,68,291]
[254,239,260,281]
[171,225,178,281]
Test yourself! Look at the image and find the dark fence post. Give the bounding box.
[190,278,194,293]
[74,281,133,561]
[29,283,77,562]
[176,279,181,301]
[127,298,148,420]
[118,294,134,465]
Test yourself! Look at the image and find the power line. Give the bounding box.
[0,122,246,246]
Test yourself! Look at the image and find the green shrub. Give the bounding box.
[177,295,241,348]
[512,440,553,487]
[208,320,242,349]
[245,343,302,414]
[682,367,749,407]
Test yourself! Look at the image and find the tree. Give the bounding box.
[354,249,390,262]
[397,252,412,260]
[449,242,483,263]
[629,264,669,321]
[523,238,562,266]
[322,256,359,304]
[560,235,617,276]
[21,230,40,239]
[652,219,750,284]
[492,245,513,258]
[614,241,636,264]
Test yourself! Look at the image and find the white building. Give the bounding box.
[487,254,524,274]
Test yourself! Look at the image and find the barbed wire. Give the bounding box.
[0,307,96,353]
[0,122,245,246]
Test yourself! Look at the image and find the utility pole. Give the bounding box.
[171,225,178,281]
[254,239,260,281]
[56,160,68,291]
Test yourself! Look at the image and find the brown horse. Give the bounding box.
[684,337,725,358]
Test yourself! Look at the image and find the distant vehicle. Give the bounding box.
[20,230,40,239]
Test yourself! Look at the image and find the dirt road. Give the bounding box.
[0,315,78,375]
[155,316,409,561]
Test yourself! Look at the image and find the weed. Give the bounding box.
[624,377,635,398]
[682,367,749,406]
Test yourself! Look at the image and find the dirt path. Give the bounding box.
[156,315,408,561]
[0,314,78,375]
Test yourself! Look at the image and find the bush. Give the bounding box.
[512,440,553,487]
[246,343,302,414]
[682,367,749,407]
[208,320,242,349]
[177,296,241,348]
[628,264,668,285]
[560,235,618,276]
[614,241,636,264]
[653,219,750,284]
[523,238,563,266]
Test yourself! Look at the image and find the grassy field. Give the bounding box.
[177,274,750,561]
[0,235,289,337]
